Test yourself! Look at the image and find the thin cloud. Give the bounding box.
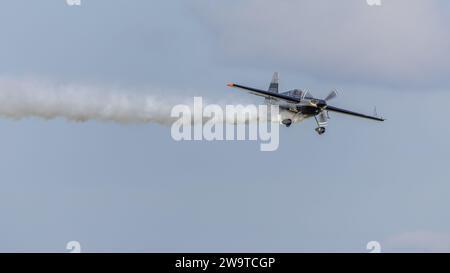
[384,231,450,252]
[193,0,450,89]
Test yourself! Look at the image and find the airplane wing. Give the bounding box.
[227,83,300,103]
[227,82,384,122]
[326,105,385,122]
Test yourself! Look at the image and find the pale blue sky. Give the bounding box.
[0,0,450,252]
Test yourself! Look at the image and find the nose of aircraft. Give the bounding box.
[317,100,327,109]
[310,99,327,109]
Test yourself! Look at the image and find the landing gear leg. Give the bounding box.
[314,116,326,135]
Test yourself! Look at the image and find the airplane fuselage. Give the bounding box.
[264,90,322,125]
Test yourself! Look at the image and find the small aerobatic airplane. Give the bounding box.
[227,72,384,135]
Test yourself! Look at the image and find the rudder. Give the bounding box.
[268,72,279,93]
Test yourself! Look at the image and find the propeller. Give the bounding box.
[324,89,338,102]
[301,90,314,100]
[308,89,338,109]
[310,90,339,127]
[317,111,328,126]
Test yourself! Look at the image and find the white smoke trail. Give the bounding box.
[0,78,267,125]
[0,78,177,124]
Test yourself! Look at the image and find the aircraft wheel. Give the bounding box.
[282,119,292,127]
[315,127,326,135]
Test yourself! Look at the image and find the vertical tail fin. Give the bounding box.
[268,72,279,93]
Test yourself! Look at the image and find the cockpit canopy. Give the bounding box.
[281,89,306,99]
